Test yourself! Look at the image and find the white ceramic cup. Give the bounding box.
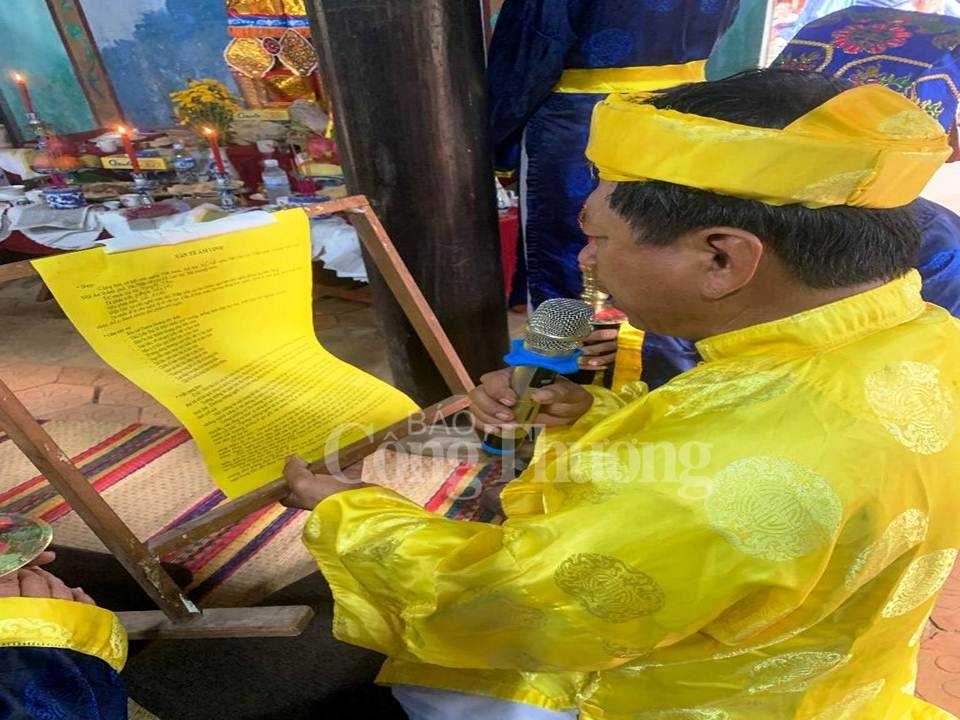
[96,137,121,154]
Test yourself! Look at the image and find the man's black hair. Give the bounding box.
[608,69,922,288]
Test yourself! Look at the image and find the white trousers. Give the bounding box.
[392,685,579,720]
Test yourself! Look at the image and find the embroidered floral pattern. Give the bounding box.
[916,98,946,122]
[933,29,960,50]
[847,64,915,94]
[832,22,912,54]
[776,51,826,72]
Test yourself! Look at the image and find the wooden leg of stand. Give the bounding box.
[0,379,199,622]
[35,282,53,302]
[117,606,315,640]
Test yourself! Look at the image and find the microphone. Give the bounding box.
[480,298,594,455]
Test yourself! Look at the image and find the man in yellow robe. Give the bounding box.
[283,68,960,719]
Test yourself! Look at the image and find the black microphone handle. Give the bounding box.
[480,364,559,455]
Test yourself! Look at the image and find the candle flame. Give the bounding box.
[117,124,128,135]
[202,126,216,137]
[11,72,24,84]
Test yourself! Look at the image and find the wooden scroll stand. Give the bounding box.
[0,195,475,639]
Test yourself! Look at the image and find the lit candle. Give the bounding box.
[10,72,35,115]
[203,126,225,174]
[116,124,141,172]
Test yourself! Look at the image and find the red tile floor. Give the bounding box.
[918,563,960,713]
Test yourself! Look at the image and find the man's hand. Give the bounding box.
[579,327,619,369]
[281,456,365,511]
[469,368,594,430]
[0,551,96,605]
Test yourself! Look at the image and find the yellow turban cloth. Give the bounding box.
[585,84,951,208]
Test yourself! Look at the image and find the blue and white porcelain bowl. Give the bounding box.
[286,195,331,207]
[42,186,86,209]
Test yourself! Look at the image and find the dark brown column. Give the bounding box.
[307,0,508,405]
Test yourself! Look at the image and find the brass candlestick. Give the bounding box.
[25,113,49,150]
[577,263,626,388]
[131,171,155,207]
[214,172,239,212]
[580,263,612,317]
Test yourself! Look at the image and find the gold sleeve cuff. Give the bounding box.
[0,597,127,672]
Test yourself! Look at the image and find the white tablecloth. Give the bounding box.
[0,204,102,250]
[0,201,367,281]
[0,148,42,181]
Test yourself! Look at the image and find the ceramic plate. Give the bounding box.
[0,514,53,577]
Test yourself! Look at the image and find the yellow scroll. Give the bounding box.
[32,209,417,497]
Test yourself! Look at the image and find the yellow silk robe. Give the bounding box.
[303,271,960,719]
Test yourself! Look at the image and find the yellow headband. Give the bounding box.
[585,84,951,208]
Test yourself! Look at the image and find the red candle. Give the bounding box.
[10,72,34,114]
[116,125,141,172]
[203,126,225,174]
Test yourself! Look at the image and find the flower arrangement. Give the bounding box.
[169,79,242,138]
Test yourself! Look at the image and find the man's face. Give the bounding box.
[578,181,709,338]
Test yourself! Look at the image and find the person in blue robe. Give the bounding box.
[488,0,739,308]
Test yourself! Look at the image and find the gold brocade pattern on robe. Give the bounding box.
[807,679,885,720]
[633,710,732,719]
[881,547,959,617]
[743,651,848,694]
[865,360,956,455]
[662,367,792,418]
[553,553,665,622]
[704,457,842,561]
[845,508,929,589]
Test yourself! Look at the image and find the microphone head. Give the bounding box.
[524,298,594,356]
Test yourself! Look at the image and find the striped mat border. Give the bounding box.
[0,424,503,601]
[0,424,302,602]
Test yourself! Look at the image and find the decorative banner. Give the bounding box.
[32,209,417,497]
[234,108,290,121]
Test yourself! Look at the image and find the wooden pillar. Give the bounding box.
[46,0,122,127]
[306,0,508,405]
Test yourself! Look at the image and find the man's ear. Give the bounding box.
[695,227,764,300]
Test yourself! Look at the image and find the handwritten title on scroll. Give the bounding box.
[32,209,417,497]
